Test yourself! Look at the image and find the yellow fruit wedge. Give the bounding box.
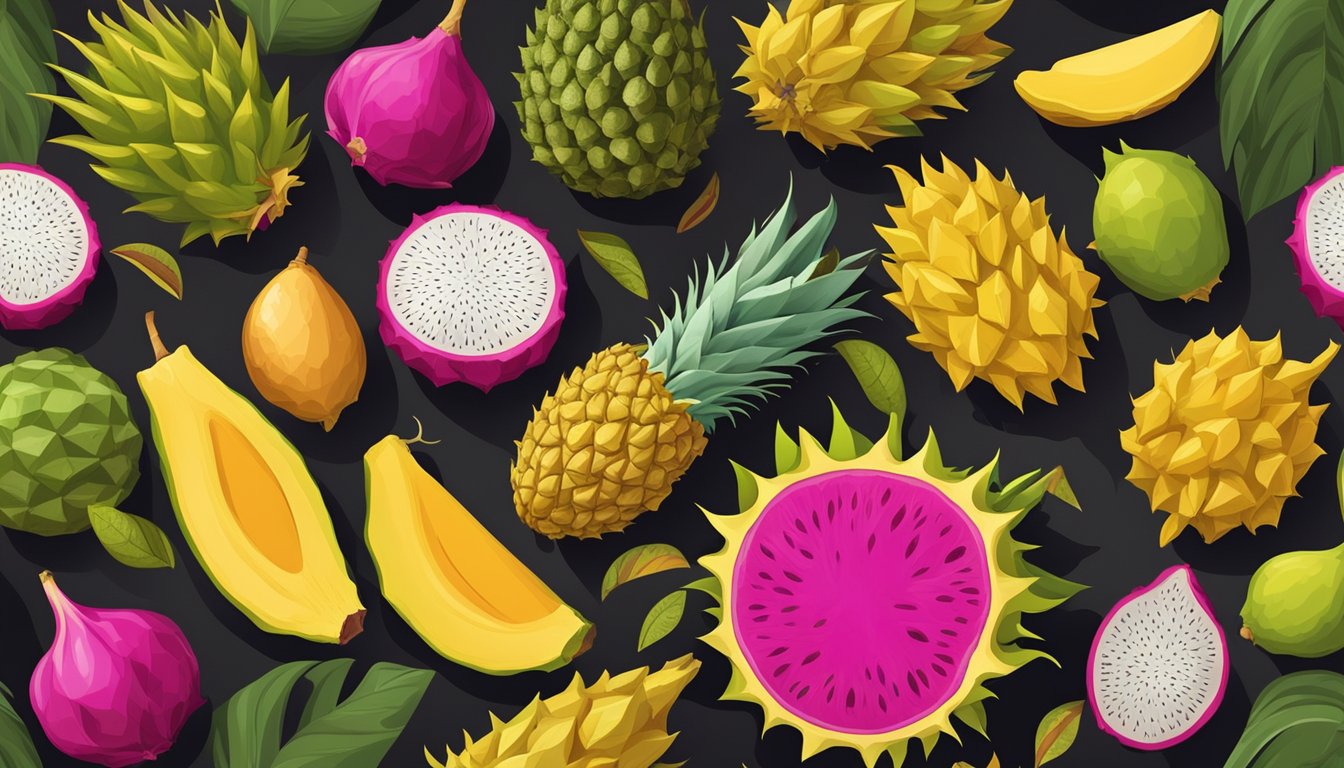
[1014,10,1221,127]
[137,312,365,644]
[365,429,593,674]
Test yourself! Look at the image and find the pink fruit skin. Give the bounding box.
[0,163,100,330]
[324,25,494,189]
[1086,564,1229,751]
[377,204,566,391]
[1287,167,1344,325]
[30,572,204,768]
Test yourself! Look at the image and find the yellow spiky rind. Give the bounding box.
[426,655,700,768]
[877,155,1104,409]
[1120,327,1338,546]
[734,0,1014,151]
[699,409,1083,767]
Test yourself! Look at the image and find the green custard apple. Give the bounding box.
[0,349,142,536]
[516,0,720,199]
[1092,142,1229,302]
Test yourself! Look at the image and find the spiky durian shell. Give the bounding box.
[1121,328,1337,546]
[877,155,1104,409]
[734,0,1014,151]
[40,0,309,246]
[699,406,1083,767]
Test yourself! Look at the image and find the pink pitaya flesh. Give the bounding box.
[1288,166,1344,324]
[377,204,566,391]
[1087,565,1228,750]
[324,0,493,189]
[0,164,100,330]
[30,571,204,768]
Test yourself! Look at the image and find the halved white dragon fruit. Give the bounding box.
[1087,565,1228,750]
[1288,166,1344,325]
[0,164,100,330]
[377,204,565,391]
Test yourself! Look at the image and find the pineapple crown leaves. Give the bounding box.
[643,182,871,432]
[36,0,309,246]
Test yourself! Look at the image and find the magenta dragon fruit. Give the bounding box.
[377,204,565,391]
[324,0,493,189]
[0,164,100,330]
[1287,167,1344,325]
[30,571,204,767]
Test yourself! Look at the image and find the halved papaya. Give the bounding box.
[365,429,593,674]
[137,312,364,644]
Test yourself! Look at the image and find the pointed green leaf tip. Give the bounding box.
[578,229,649,299]
[637,591,686,651]
[834,339,907,422]
[601,543,690,600]
[1034,701,1083,767]
[110,243,184,299]
[89,505,176,569]
[0,676,41,768]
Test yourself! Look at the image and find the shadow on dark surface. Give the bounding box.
[1055,0,1229,35]
[0,266,117,353]
[807,132,927,196]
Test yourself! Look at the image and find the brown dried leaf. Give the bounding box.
[676,172,720,233]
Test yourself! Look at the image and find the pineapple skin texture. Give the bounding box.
[426,655,701,768]
[512,344,708,539]
[1121,328,1338,546]
[877,155,1104,409]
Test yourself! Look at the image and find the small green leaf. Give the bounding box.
[682,575,723,604]
[637,591,686,651]
[229,0,382,55]
[1034,701,1083,767]
[1045,467,1080,510]
[732,461,758,512]
[602,544,690,600]
[578,229,648,299]
[0,679,40,768]
[89,505,176,570]
[676,172,719,233]
[110,243,184,299]
[834,340,907,420]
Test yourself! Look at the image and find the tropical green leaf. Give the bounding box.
[1034,701,1084,766]
[110,242,185,299]
[89,505,176,569]
[1223,670,1344,768]
[0,680,40,768]
[212,659,434,768]
[578,229,648,299]
[1219,0,1344,219]
[834,340,907,421]
[637,591,686,651]
[0,0,56,163]
[602,544,690,600]
[229,0,381,55]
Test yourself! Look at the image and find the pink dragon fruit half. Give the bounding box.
[377,204,566,391]
[30,571,204,768]
[324,0,493,189]
[0,164,100,330]
[1287,166,1344,324]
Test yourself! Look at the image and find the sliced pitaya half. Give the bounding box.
[0,164,100,330]
[1288,166,1344,324]
[377,204,565,391]
[1087,565,1228,750]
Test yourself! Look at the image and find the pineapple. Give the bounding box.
[1121,327,1337,546]
[734,0,1015,151]
[426,655,700,768]
[512,188,869,538]
[877,155,1104,408]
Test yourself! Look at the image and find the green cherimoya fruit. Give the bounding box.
[0,349,142,536]
[516,0,720,199]
[39,0,310,247]
[1241,541,1344,658]
[1092,142,1229,302]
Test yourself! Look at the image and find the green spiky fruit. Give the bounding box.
[0,349,142,536]
[40,0,310,247]
[515,0,720,199]
[700,407,1085,767]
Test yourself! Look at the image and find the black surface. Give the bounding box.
[3,1,1343,767]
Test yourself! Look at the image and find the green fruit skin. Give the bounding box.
[1092,143,1229,301]
[1241,544,1344,658]
[0,349,142,536]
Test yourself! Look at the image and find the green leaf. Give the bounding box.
[1220,0,1344,219]
[637,591,686,651]
[578,229,649,299]
[110,242,185,299]
[682,575,723,604]
[0,0,56,164]
[601,544,690,600]
[1223,670,1344,768]
[0,680,40,768]
[1034,700,1084,767]
[228,0,381,55]
[676,172,719,233]
[88,505,176,570]
[1045,467,1081,510]
[834,340,907,420]
[213,659,434,768]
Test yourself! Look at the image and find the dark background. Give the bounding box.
[3,0,1342,766]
